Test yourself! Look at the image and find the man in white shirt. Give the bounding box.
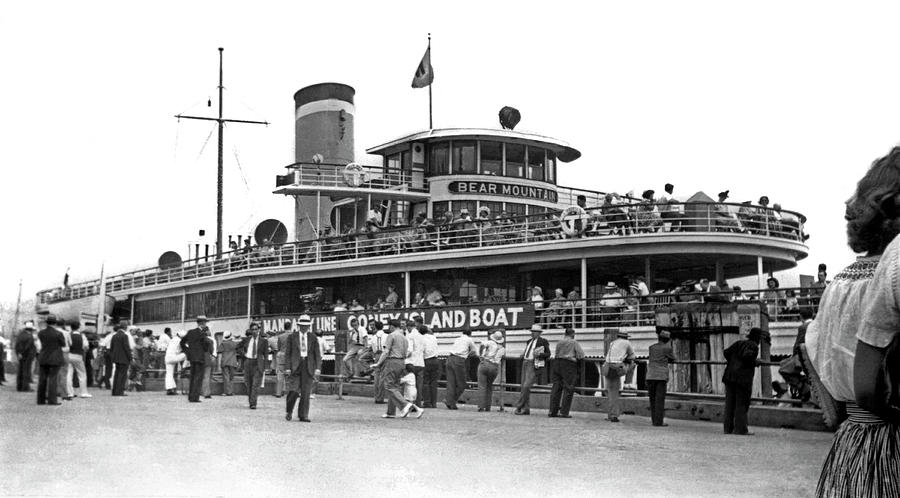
[404,319,425,407]
[658,183,686,231]
[444,330,477,410]
[371,322,388,404]
[341,317,367,381]
[603,330,635,422]
[515,324,550,415]
[419,322,440,408]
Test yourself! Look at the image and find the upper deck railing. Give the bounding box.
[36,200,807,303]
[276,161,429,192]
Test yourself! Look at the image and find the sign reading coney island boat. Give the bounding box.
[259,303,535,335]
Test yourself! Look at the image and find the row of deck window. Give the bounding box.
[385,141,558,183]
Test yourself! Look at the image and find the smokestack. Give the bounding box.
[292,83,356,241]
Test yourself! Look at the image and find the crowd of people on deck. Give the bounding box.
[204,183,807,268]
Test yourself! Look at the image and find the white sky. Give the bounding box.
[2,0,897,303]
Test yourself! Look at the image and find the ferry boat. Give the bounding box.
[35,81,814,409]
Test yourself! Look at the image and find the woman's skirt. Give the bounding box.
[816,404,900,497]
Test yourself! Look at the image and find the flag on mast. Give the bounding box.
[411,45,434,88]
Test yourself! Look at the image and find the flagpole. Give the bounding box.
[428,33,433,130]
[96,263,106,332]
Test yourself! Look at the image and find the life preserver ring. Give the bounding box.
[343,163,368,187]
[560,205,587,237]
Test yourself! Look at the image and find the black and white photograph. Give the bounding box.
[2,1,899,496]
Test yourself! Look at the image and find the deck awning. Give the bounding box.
[366,128,582,163]
[273,185,431,202]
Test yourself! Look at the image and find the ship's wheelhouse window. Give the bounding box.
[504,202,526,217]
[452,140,477,174]
[387,153,401,172]
[480,141,503,176]
[546,150,557,183]
[429,143,450,176]
[505,143,525,178]
[432,201,450,220]
[527,147,546,181]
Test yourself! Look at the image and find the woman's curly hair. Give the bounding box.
[846,146,900,254]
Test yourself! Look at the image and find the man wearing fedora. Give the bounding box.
[239,322,268,409]
[604,330,635,422]
[15,321,37,392]
[108,323,133,397]
[219,331,238,396]
[284,315,322,422]
[548,327,584,418]
[36,315,67,405]
[515,324,551,415]
[181,316,211,403]
[646,330,676,426]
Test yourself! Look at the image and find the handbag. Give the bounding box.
[602,362,625,378]
[879,333,900,419]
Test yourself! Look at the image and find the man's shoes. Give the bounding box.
[477,408,488,412]
[548,413,558,418]
[653,423,668,427]
[374,400,386,404]
[63,396,72,401]
[411,406,425,419]
[285,413,292,421]
[560,415,572,419]
[225,394,233,396]
[444,402,457,410]
[274,394,282,398]
[80,393,93,398]
[189,399,200,402]
[166,390,176,395]
[736,431,755,436]
[249,405,256,410]
[608,417,620,423]
[381,414,396,419]
[204,395,212,399]
[399,403,414,418]
[298,418,311,423]
[49,402,62,405]
[515,410,530,415]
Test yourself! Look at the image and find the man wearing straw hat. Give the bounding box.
[515,324,551,415]
[603,330,635,422]
[284,314,321,422]
[477,329,506,412]
[219,331,238,396]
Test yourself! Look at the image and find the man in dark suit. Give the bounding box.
[15,322,37,392]
[37,315,67,405]
[238,322,268,409]
[108,324,133,396]
[284,315,322,422]
[515,324,551,415]
[723,327,762,435]
[180,316,211,402]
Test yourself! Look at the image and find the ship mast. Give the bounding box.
[176,48,268,258]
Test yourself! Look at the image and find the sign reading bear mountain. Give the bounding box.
[448,181,558,203]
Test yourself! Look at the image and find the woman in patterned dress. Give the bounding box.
[805,146,900,497]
